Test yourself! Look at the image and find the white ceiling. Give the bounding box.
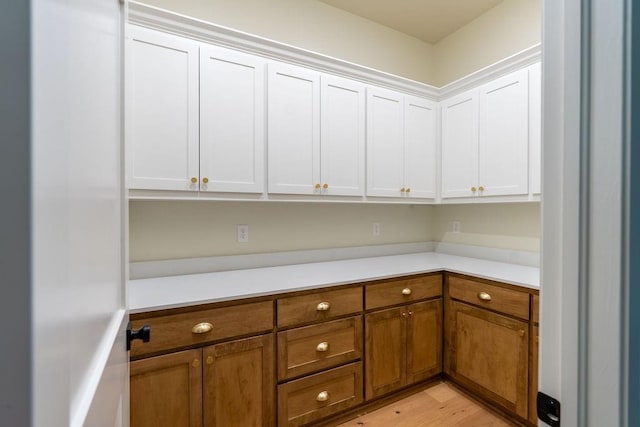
[318,0,504,44]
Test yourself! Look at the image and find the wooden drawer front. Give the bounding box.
[366,274,442,310]
[278,362,363,427]
[278,316,362,381]
[130,300,273,358]
[532,294,540,323]
[277,287,362,328]
[448,276,529,320]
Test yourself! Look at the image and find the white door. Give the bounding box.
[126,27,199,191]
[31,0,128,426]
[267,62,320,195]
[440,89,479,198]
[320,75,365,196]
[200,44,265,193]
[404,96,437,199]
[366,86,404,197]
[478,68,529,196]
[528,63,542,195]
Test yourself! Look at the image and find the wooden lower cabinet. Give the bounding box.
[365,299,442,399]
[446,300,529,418]
[529,324,539,424]
[130,349,203,427]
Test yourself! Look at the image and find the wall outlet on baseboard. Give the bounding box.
[237,224,249,242]
[373,222,381,236]
[452,221,461,233]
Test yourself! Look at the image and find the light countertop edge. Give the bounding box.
[128,252,539,314]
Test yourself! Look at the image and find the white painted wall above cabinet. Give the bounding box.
[367,88,437,199]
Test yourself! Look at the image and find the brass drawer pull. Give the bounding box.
[402,288,412,295]
[316,302,330,311]
[316,391,329,402]
[316,342,329,352]
[477,292,492,301]
[192,322,213,334]
[519,329,525,337]
[192,359,200,368]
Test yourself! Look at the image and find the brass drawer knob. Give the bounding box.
[315,183,321,189]
[519,329,525,337]
[192,359,200,368]
[323,183,328,189]
[406,188,411,193]
[202,177,209,184]
[400,188,406,192]
[316,302,330,311]
[192,322,213,334]
[479,185,485,192]
[190,177,198,184]
[316,342,329,352]
[471,186,477,193]
[402,288,412,296]
[316,391,329,402]
[206,356,214,365]
[477,292,492,301]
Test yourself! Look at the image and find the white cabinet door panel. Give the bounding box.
[529,63,542,195]
[126,27,199,191]
[367,87,404,197]
[404,96,437,199]
[321,75,365,196]
[268,62,320,194]
[200,45,265,193]
[441,89,479,198]
[479,69,529,196]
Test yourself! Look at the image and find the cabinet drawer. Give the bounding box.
[130,300,273,358]
[277,287,362,328]
[366,274,442,310]
[448,275,529,320]
[278,316,362,381]
[278,362,363,427]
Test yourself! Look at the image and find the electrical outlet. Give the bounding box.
[237,224,249,242]
[373,222,381,236]
[452,221,461,234]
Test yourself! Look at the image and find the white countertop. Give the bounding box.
[128,252,539,313]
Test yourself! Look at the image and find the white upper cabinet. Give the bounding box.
[404,96,437,199]
[528,62,542,195]
[126,27,199,191]
[441,89,479,198]
[367,87,436,199]
[478,68,529,196]
[320,75,366,196]
[267,62,320,195]
[199,45,265,193]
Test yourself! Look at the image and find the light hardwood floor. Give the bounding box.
[336,382,516,427]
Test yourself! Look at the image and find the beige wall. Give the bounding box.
[434,0,541,85]
[432,203,540,252]
[141,0,436,84]
[129,201,434,261]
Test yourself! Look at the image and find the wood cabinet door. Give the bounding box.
[440,89,479,198]
[406,299,442,385]
[365,306,406,399]
[529,324,540,424]
[404,96,437,199]
[200,44,265,193]
[130,349,203,427]
[267,62,320,195]
[203,334,275,427]
[366,87,405,198]
[478,68,529,197]
[448,301,529,418]
[320,75,365,196]
[528,62,542,195]
[126,26,199,191]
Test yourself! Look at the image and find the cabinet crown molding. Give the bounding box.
[127,1,540,101]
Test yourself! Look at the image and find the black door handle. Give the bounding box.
[126,322,150,351]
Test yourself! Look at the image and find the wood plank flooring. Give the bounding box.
[336,382,516,427]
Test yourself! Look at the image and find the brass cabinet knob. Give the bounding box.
[192,359,200,368]
[323,183,328,189]
[315,183,321,189]
[519,329,525,337]
[400,188,406,192]
[408,311,413,316]
[406,188,411,193]
[471,186,477,193]
[479,185,485,192]
[206,356,214,365]
[192,322,213,334]
[402,288,412,295]
[401,312,407,318]
[191,177,198,184]
[316,342,329,352]
[202,177,209,184]
[316,302,330,311]
[316,391,329,402]
[477,292,492,301]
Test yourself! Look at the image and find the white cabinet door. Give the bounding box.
[321,75,365,196]
[200,45,265,193]
[367,87,404,197]
[529,63,542,195]
[478,68,529,196]
[404,96,437,199]
[126,27,199,191]
[441,89,479,198]
[268,62,320,194]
